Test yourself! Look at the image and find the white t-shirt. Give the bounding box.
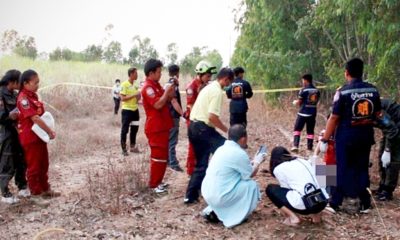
[273,158,328,210]
[112,84,121,99]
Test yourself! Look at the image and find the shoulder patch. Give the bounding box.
[145,87,155,98]
[21,99,30,109]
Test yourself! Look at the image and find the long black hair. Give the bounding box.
[269,146,296,177]
[19,69,38,90]
[0,69,21,87]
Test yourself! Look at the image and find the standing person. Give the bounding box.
[225,67,253,127]
[112,79,121,115]
[320,58,382,213]
[0,70,30,204]
[120,68,141,156]
[374,99,400,201]
[165,64,184,172]
[184,67,234,204]
[184,60,217,175]
[201,124,265,228]
[141,59,175,193]
[291,74,320,152]
[17,69,60,198]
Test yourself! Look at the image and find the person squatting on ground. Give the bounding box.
[374,99,400,201]
[201,124,266,228]
[0,70,30,204]
[291,74,320,152]
[184,67,234,204]
[120,68,141,156]
[141,59,175,193]
[266,147,328,226]
[165,64,184,172]
[17,69,60,199]
[184,60,217,175]
[320,58,382,213]
[225,67,253,127]
[112,79,121,115]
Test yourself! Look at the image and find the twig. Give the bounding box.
[33,228,65,240]
[367,188,389,240]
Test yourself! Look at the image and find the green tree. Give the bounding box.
[13,36,38,59]
[0,29,19,53]
[127,36,159,66]
[165,42,178,65]
[82,44,103,62]
[180,47,223,76]
[103,41,123,63]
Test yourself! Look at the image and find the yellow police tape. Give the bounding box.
[38,82,327,94]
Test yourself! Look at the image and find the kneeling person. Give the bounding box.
[201,124,265,228]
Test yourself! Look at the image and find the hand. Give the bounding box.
[381,151,391,168]
[182,110,190,120]
[48,130,56,140]
[292,100,299,106]
[9,111,19,120]
[319,140,328,153]
[253,151,267,165]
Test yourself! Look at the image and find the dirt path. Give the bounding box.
[1,95,399,239]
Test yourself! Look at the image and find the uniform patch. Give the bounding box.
[187,88,194,96]
[333,90,340,103]
[146,87,155,98]
[352,98,374,118]
[21,99,30,109]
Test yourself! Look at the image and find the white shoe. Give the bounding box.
[291,146,299,153]
[152,185,167,194]
[18,189,31,198]
[1,196,20,204]
[159,182,169,189]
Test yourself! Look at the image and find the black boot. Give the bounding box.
[121,142,128,156]
[307,138,313,151]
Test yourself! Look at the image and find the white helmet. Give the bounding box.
[195,60,217,74]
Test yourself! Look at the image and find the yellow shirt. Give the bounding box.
[190,80,224,127]
[120,80,139,111]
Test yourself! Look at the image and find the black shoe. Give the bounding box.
[184,197,198,204]
[359,204,372,214]
[122,150,129,156]
[377,190,393,201]
[170,165,184,172]
[203,211,220,223]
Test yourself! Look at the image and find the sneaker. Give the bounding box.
[41,190,61,199]
[203,211,220,223]
[152,186,167,194]
[30,196,50,207]
[170,165,184,172]
[122,150,129,156]
[159,182,169,189]
[291,146,299,153]
[377,191,393,201]
[18,189,31,198]
[1,196,19,204]
[359,204,372,214]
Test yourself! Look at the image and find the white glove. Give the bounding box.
[319,141,328,153]
[381,151,391,168]
[253,152,267,166]
[292,100,298,106]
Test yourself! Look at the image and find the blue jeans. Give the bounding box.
[168,118,180,167]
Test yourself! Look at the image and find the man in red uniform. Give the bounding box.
[141,59,175,193]
[184,61,217,175]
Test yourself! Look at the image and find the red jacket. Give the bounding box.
[17,89,44,145]
[185,78,204,116]
[141,78,173,134]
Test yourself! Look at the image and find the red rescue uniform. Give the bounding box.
[185,78,203,175]
[141,78,173,188]
[17,89,50,195]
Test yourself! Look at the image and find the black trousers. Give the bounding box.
[379,136,400,193]
[266,184,326,215]
[0,133,27,197]
[185,121,226,201]
[293,115,316,149]
[120,109,139,150]
[230,112,247,127]
[113,97,121,114]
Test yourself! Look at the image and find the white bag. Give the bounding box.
[31,111,55,143]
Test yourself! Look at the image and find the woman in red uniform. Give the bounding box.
[17,70,59,198]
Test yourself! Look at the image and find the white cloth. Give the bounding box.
[273,158,328,210]
[31,111,55,143]
[201,140,261,228]
[112,84,121,98]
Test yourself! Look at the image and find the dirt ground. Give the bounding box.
[0,89,399,240]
